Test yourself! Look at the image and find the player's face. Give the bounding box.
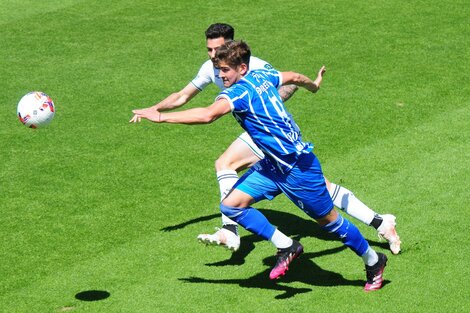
[218,61,247,88]
[206,37,226,64]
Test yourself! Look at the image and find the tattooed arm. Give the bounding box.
[278,84,299,102]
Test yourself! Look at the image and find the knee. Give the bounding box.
[322,214,344,233]
[220,203,244,219]
[215,154,233,172]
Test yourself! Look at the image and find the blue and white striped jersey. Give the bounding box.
[217,69,313,172]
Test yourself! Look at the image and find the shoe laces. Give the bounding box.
[274,247,294,266]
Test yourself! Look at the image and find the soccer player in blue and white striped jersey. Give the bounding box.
[132,40,388,291]
[130,23,401,255]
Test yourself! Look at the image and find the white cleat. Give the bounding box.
[197,228,240,252]
[378,214,402,255]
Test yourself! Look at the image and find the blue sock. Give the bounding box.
[220,204,276,240]
[322,214,369,256]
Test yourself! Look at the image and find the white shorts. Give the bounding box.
[237,132,265,159]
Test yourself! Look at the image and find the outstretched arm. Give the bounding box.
[129,83,200,123]
[132,98,231,125]
[281,66,326,93]
[278,84,299,102]
[151,83,200,112]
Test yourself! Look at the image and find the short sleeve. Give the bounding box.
[190,60,213,91]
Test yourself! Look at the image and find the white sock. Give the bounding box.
[221,214,237,225]
[329,183,376,225]
[361,247,379,266]
[217,170,239,226]
[217,170,239,200]
[270,229,293,249]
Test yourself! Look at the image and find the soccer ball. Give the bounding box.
[17,91,55,128]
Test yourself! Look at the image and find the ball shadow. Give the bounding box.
[75,290,110,302]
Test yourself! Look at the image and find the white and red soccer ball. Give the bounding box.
[17,91,55,128]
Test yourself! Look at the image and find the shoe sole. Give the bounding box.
[197,236,238,252]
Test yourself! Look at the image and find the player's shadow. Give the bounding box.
[161,208,388,267]
[180,246,371,299]
[164,209,391,298]
[161,213,220,232]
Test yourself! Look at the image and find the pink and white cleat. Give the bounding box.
[269,240,304,280]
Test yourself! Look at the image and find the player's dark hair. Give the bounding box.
[215,40,251,69]
[205,23,235,40]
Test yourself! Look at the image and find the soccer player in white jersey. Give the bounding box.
[131,40,388,291]
[129,23,400,254]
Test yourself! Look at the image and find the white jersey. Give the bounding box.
[191,56,274,91]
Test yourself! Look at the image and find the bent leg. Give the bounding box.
[198,134,264,249]
[221,181,276,240]
[220,202,276,240]
[324,177,401,254]
[222,171,302,280]
[221,188,293,250]
[215,133,264,225]
[324,177,376,225]
[215,133,263,174]
[216,133,263,216]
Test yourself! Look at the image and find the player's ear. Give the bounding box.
[240,63,248,75]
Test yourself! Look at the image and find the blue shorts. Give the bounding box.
[233,152,333,219]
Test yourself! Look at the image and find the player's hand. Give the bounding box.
[132,108,162,123]
[318,65,326,78]
[312,65,326,92]
[129,113,141,123]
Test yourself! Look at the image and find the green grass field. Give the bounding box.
[1,0,469,312]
